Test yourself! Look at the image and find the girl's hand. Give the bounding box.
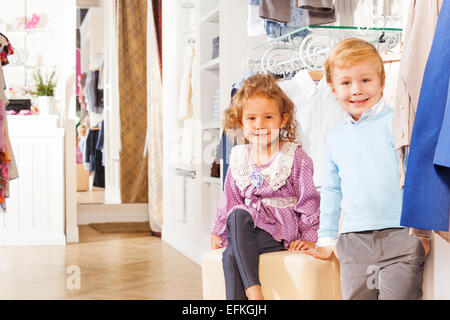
[288,240,316,251]
[303,245,336,260]
[210,234,222,249]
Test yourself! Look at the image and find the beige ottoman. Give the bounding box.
[201,249,341,300]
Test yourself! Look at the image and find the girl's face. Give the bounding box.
[241,95,288,149]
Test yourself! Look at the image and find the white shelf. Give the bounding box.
[202,121,221,130]
[202,7,219,23]
[202,176,221,184]
[201,57,220,71]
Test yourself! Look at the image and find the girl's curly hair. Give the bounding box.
[223,73,298,143]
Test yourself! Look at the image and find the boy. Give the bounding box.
[304,38,429,300]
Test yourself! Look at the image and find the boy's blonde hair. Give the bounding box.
[224,73,297,142]
[325,38,386,85]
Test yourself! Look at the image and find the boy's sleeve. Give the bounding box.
[317,133,342,246]
[293,149,321,243]
[210,167,245,238]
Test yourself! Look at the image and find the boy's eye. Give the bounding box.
[342,81,350,86]
[362,79,370,83]
[266,116,273,119]
[247,117,255,120]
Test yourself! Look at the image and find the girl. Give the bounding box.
[210,74,320,300]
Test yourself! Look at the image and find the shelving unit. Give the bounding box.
[163,0,265,265]
[2,0,57,100]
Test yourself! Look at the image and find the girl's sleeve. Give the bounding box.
[210,167,245,237]
[316,133,342,246]
[293,148,321,243]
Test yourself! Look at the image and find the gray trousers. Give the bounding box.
[337,227,426,300]
[222,209,285,300]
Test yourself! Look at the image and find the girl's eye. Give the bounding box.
[362,79,370,83]
[342,81,350,86]
[247,117,255,120]
[266,116,273,119]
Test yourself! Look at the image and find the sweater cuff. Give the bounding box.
[316,237,338,247]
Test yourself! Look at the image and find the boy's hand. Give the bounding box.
[210,234,222,249]
[418,237,431,256]
[303,245,336,260]
[288,240,315,251]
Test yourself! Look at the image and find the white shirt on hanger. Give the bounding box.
[278,70,345,187]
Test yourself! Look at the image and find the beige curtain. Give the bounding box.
[145,0,163,232]
[117,0,149,203]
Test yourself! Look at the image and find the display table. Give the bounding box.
[0,115,65,245]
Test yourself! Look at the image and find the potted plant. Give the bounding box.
[32,68,56,115]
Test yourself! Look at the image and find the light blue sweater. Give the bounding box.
[317,102,403,245]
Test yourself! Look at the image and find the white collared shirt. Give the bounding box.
[343,97,386,125]
[278,70,345,187]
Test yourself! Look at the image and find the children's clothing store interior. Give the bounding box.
[0,0,448,301]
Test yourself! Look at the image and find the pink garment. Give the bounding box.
[211,143,320,249]
[76,48,81,95]
[0,100,6,152]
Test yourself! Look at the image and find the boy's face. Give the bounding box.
[330,62,385,120]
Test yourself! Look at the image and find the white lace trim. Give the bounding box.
[230,142,300,191]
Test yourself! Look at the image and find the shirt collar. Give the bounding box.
[344,97,385,125]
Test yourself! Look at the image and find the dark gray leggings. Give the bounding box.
[222,209,285,300]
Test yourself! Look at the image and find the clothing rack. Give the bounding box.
[249,24,403,76]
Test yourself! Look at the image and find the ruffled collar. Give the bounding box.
[229,142,300,192]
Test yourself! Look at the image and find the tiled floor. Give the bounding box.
[0,225,203,300]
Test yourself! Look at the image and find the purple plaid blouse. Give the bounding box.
[211,142,320,249]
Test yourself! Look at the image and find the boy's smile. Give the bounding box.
[330,62,385,121]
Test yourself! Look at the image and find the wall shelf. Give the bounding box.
[202,176,221,184]
[201,57,219,71]
[202,7,219,23]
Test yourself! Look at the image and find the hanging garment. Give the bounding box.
[264,0,309,38]
[85,70,103,113]
[178,44,195,120]
[248,1,266,37]
[297,0,336,25]
[96,120,104,166]
[0,100,9,212]
[392,0,444,187]
[277,70,345,187]
[0,33,14,66]
[0,65,8,106]
[259,0,291,23]
[85,128,105,188]
[400,0,450,232]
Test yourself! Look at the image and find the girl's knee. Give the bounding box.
[226,209,252,229]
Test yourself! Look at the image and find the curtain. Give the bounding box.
[117,0,149,203]
[152,0,162,76]
[146,0,163,233]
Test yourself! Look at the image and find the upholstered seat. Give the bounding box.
[201,249,341,300]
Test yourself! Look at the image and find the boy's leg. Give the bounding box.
[377,228,425,300]
[337,232,379,300]
[222,209,284,300]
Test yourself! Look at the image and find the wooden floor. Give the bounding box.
[0,226,203,300]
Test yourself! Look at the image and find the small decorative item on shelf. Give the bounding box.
[210,160,220,178]
[25,14,40,30]
[212,36,219,59]
[32,68,57,116]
